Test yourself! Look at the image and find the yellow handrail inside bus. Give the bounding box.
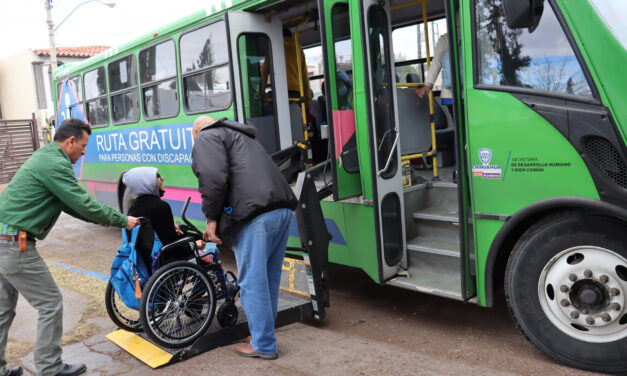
[293,16,309,145]
[396,83,425,88]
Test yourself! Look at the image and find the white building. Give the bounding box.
[0,46,109,142]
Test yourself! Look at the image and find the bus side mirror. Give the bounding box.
[502,0,544,32]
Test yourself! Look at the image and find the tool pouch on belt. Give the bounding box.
[18,231,27,252]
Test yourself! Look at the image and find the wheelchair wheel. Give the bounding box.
[105,280,142,332]
[140,261,216,348]
[217,299,239,328]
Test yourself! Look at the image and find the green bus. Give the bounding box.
[53,0,627,372]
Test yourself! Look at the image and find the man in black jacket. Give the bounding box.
[192,116,297,360]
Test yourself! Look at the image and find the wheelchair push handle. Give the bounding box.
[181,196,203,238]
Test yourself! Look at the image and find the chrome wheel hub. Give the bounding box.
[539,246,627,342]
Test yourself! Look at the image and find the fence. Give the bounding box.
[0,114,39,184]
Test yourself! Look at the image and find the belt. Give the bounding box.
[0,234,35,242]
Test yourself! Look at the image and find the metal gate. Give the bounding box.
[0,114,40,184]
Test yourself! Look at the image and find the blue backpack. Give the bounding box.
[110,223,162,310]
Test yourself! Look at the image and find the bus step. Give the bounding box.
[387,251,463,300]
[412,206,459,223]
[406,236,460,258]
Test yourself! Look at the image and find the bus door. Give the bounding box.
[226,11,292,154]
[319,0,362,200]
[360,0,406,280]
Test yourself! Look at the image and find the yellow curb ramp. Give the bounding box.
[106,329,173,368]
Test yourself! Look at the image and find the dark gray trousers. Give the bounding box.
[0,241,64,376]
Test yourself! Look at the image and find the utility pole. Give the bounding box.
[45,0,57,72]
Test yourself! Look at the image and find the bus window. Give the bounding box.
[392,19,448,86]
[108,54,140,124]
[332,5,353,111]
[84,66,109,128]
[368,5,397,179]
[303,46,323,99]
[475,0,593,98]
[238,33,279,153]
[180,21,231,113]
[69,75,83,106]
[139,40,179,119]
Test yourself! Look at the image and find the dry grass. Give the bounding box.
[5,340,34,360]
[48,266,108,344]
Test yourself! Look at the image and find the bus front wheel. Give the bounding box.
[505,212,627,374]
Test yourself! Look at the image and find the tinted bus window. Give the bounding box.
[332,4,353,111]
[475,0,593,98]
[180,21,231,113]
[108,54,140,124]
[392,19,448,85]
[180,22,229,72]
[69,75,82,105]
[84,66,109,127]
[139,40,179,119]
[183,66,231,112]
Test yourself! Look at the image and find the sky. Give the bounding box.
[0,0,221,60]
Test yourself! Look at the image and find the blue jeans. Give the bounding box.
[232,208,292,355]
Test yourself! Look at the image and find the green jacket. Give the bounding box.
[0,142,127,239]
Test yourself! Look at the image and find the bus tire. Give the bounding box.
[505,212,627,374]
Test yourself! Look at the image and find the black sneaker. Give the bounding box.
[4,366,23,376]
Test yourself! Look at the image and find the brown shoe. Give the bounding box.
[234,343,278,360]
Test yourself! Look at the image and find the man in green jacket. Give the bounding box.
[0,119,140,376]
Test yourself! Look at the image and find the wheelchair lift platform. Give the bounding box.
[107,284,313,368]
[107,172,331,368]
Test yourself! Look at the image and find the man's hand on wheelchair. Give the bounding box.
[125,216,141,230]
[195,240,206,249]
[204,220,222,245]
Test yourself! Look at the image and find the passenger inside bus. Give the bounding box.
[336,70,353,110]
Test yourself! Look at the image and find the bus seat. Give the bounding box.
[433,97,455,165]
[246,116,279,154]
[406,73,421,83]
[289,102,306,143]
[308,98,329,164]
[309,98,323,133]
[396,88,454,165]
[317,95,327,125]
[396,87,431,155]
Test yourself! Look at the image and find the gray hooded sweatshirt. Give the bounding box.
[122,166,159,197]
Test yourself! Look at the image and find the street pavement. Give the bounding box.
[4,214,602,376]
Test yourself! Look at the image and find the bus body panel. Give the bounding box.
[288,200,380,283]
[557,0,627,141]
[460,0,602,306]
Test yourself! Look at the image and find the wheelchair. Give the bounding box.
[105,197,240,348]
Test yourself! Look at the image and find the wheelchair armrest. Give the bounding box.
[160,236,196,254]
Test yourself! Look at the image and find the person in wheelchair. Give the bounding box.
[122,166,205,266]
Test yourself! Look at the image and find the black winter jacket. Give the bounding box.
[191,118,297,247]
